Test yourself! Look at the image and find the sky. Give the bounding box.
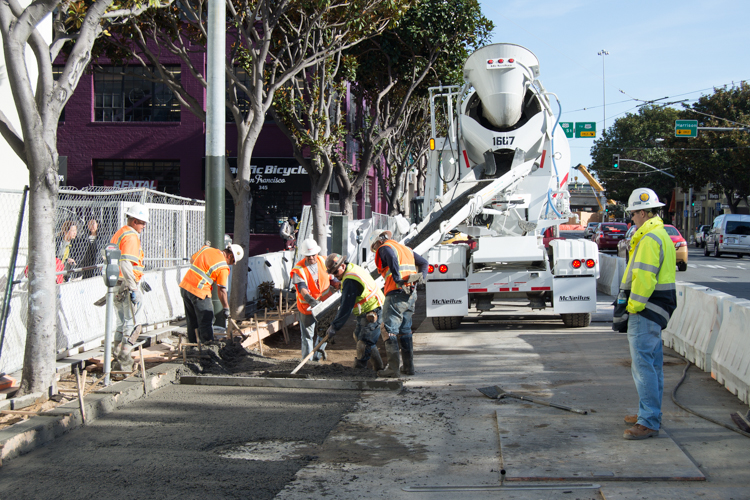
[477,0,750,180]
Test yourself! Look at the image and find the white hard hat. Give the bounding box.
[369,229,392,252]
[125,203,149,223]
[298,238,321,256]
[227,244,244,262]
[625,188,665,212]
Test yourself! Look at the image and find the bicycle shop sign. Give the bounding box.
[207,157,311,192]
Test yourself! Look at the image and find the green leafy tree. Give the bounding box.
[589,105,680,213]
[334,0,493,218]
[667,84,750,213]
[0,0,169,396]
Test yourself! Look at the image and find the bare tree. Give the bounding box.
[0,0,170,395]
[103,0,405,313]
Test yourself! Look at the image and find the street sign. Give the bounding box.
[560,122,574,138]
[684,210,688,218]
[694,200,702,209]
[575,122,596,138]
[675,119,698,137]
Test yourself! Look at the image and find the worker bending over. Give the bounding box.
[290,238,334,361]
[111,203,148,371]
[179,243,244,344]
[324,253,385,371]
[370,230,427,377]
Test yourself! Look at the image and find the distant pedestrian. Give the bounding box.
[280,216,298,250]
[80,219,102,279]
[618,188,677,440]
[56,220,77,281]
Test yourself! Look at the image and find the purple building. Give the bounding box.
[56,52,384,256]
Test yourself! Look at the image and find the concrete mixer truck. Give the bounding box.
[401,43,600,329]
[312,43,599,331]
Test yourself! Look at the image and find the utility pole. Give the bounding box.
[205,0,225,314]
[598,50,609,130]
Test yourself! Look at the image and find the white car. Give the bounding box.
[694,225,709,248]
[583,222,599,238]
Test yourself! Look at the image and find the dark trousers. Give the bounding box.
[181,288,215,343]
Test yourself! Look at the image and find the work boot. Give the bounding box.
[623,414,637,425]
[623,424,658,440]
[377,338,401,378]
[369,346,384,371]
[354,340,368,369]
[115,342,135,372]
[398,335,415,375]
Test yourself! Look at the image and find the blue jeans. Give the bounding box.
[627,313,664,430]
[298,311,326,361]
[115,285,143,343]
[383,290,417,337]
[353,307,382,361]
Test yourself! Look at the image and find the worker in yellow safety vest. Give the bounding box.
[180,243,244,344]
[324,253,385,370]
[371,229,427,377]
[110,203,148,371]
[615,187,676,441]
[290,238,335,361]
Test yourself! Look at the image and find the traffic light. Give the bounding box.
[691,194,695,207]
[612,154,620,169]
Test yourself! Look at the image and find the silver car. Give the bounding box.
[694,225,710,248]
[704,214,750,258]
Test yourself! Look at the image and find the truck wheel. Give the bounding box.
[432,316,462,330]
[561,313,591,328]
[704,244,710,257]
[677,262,687,272]
[714,245,722,258]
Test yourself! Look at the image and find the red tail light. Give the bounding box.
[428,264,435,274]
[468,240,478,250]
[720,235,723,244]
[585,259,596,268]
[571,259,582,269]
[439,264,448,274]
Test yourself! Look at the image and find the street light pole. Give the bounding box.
[598,50,609,130]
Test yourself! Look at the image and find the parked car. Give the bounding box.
[694,225,710,248]
[594,222,628,251]
[617,224,688,272]
[664,225,688,271]
[704,214,750,258]
[589,223,602,241]
[583,222,599,238]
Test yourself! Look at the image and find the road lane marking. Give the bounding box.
[713,278,727,282]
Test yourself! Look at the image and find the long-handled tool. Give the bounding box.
[477,385,588,415]
[290,333,330,374]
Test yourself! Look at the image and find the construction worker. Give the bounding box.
[179,243,244,344]
[370,229,428,377]
[618,188,677,440]
[291,238,334,361]
[324,253,385,370]
[110,203,148,371]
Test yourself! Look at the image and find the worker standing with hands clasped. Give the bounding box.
[291,238,334,361]
[613,188,676,440]
[371,229,428,377]
[324,253,385,370]
[179,243,244,344]
[111,204,148,371]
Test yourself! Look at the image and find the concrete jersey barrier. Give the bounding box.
[711,298,750,404]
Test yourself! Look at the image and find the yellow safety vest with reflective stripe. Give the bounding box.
[375,240,417,295]
[342,263,385,316]
[110,225,144,282]
[620,216,677,328]
[179,246,230,299]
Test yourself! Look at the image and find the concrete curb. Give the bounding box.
[0,363,183,466]
[180,375,403,391]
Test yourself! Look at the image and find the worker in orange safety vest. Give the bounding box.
[290,238,335,361]
[180,243,244,344]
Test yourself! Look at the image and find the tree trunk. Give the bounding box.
[20,148,58,397]
[229,187,251,316]
[310,160,333,255]
[334,168,354,219]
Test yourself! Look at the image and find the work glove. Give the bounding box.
[307,298,320,308]
[222,308,231,329]
[326,325,336,341]
[129,291,139,306]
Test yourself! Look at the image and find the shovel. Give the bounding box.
[290,333,330,375]
[477,385,588,415]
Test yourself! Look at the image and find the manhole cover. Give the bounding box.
[217,440,310,461]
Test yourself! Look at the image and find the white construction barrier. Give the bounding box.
[662,282,696,349]
[670,286,732,372]
[246,250,294,302]
[596,253,625,296]
[711,298,750,404]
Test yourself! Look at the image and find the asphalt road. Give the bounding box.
[680,245,750,300]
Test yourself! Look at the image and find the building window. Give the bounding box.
[93,159,181,195]
[250,190,303,234]
[94,66,181,122]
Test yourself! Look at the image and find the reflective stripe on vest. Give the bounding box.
[291,256,330,315]
[180,246,229,299]
[376,240,417,295]
[342,263,385,316]
[111,225,144,280]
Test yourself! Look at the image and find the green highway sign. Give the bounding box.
[675,119,698,137]
[575,122,596,138]
[560,122,575,139]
